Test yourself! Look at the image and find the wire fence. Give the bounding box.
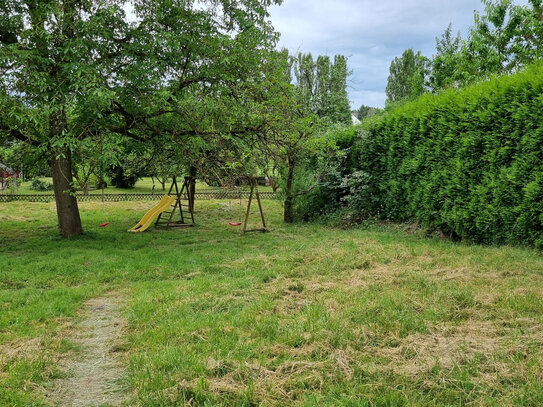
[0,191,280,203]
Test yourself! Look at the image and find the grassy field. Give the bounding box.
[1,199,543,406]
[8,177,275,195]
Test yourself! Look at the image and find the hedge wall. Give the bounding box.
[361,63,543,247]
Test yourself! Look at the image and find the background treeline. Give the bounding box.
[386,0,543,104]
[298,63,543,247]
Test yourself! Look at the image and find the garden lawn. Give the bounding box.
[1,200,543,406]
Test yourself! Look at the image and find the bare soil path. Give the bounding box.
[50,294,127,407]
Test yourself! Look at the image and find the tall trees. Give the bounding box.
[462,0,543,79]
[387,1,543,100]
[429,24,463,92]
[273,52,352,222]
[251,50,323,223]
[0,0,281,236]
[515,0,543,65]
[293,53,352,125]
[430,0,543,92]
[315,56,332,118]
[385,48,429,105]
[329,56,352,125]
[463,0,522,78]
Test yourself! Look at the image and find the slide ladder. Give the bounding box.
[128,195,177,233]
[155,176,195,229]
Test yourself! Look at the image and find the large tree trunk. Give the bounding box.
[50,111,83,237]
[51,149,83,237]
[283,155,296,223]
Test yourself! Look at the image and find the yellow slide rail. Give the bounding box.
[128,195,177,233]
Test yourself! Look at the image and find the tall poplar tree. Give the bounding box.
[330,55,352,125]
[292,52,351,124]
[315,55,331,118]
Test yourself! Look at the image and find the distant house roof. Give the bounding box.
[0,163,13,171]
[0,163,16,176]
[351,114,361,125]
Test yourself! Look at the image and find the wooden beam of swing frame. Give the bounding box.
[155,176,195,228]
[242,177,268,233]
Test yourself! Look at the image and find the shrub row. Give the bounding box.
[357,63,543,246]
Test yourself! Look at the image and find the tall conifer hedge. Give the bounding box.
[360,63,543,246]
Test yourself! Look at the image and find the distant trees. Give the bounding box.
[293,53,352,125]
[276,52,353,222]
[261,51,322,223]
[0,140,49,180]
[385,49,429,105]
[467,0,535,77]
[71,137,104,195]
[386,0,543,104]
[452,0,543,83]
[429,24,463,92]
[329,56,352,125]
[357,105,382,120]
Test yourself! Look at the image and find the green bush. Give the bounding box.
[29,178,53,191]
[356,63,543,246]
[108,165,138,189]
[290,125,359,221]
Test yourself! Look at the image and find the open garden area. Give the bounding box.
[2,200,543,406]
[2,0,543,406]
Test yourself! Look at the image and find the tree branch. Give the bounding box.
[0,125,40,147]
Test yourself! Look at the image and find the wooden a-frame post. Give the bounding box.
[155,176,195,229]
[242,177,268,233]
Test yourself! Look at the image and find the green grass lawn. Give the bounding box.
[1,200,543,406]
[10,177,275,195]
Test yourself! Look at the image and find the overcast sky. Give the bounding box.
[268,0,486,109]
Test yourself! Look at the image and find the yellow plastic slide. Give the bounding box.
[128,195,177,233]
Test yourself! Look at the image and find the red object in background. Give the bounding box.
[1,171,19,178]
[99,222,110,227]
[229,222,242,227]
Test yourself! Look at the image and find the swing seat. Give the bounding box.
[229,221,242,227]
[99,222,110,227]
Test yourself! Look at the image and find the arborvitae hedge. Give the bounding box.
[360,63,543,247]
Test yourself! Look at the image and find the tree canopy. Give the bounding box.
[0,0,282,236]
[292,53,352,125]
[386,0,543,103]
[385,48,429,105]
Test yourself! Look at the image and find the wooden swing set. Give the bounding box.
[228,176,268,233]
[154,175,267,233]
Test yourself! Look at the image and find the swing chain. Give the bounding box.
[98,132,109,227]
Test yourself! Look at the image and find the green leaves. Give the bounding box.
[461,0,543,81]
[386,48,430,105]
[0,0,284,161]
[361,63,543,246]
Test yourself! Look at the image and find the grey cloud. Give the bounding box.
[269,0,486,108]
